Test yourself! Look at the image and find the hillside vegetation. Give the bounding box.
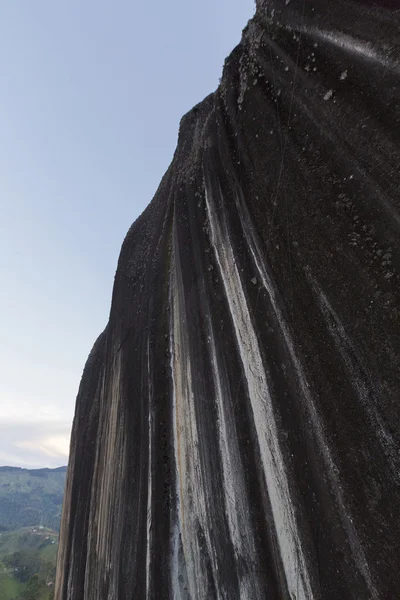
[0,467,67,532]
[0,527,58,599]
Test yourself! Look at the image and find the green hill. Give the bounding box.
[0,570,25,600]
[0,527,58,599]
[0,527,58,560]
[0,467,67,532]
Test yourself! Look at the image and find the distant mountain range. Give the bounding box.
[0,466,67,532]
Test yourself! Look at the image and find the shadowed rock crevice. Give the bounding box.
[56,1,400,598]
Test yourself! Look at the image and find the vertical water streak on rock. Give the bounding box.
[233,188,379,598]
[169,267,184,600]
[204,181,313,600]
[169,213,209,599]
[96,355,123,594]
[191,210,263,596]
[79,352,127,599]
[55,330,106,600]
[306,271,399,476]
[205,309,263,599]
[170,206,244,599]
[145,335,153,599]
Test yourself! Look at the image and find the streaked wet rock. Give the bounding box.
[56,1,400,598]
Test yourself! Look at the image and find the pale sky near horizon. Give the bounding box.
[0,1,254,468]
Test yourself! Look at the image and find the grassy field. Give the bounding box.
[0,527,58,599]
[0,564,25,600]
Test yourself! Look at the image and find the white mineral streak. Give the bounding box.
[307,273,398,479]
[233,189,378,599]
[86,354,124,599]
[146,336,153,599]
[303,27,397,73]
[169,257,191,600]
[204,183,313,600]
[169,217,222,600]
[205,308,262,599]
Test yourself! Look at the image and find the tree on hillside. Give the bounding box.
[19,573,54,599]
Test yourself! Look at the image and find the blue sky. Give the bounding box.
[0,0,254,468]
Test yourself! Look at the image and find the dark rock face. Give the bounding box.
[55,1,400,598]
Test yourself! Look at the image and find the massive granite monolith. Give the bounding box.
[55,1,400,598]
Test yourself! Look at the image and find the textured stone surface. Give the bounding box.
[56,1,400,598]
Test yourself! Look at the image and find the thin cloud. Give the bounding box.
[0,399,72,424]
[0,420,71,468]
[17,434,70,458]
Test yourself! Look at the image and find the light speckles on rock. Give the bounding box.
[324,89,334,101]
